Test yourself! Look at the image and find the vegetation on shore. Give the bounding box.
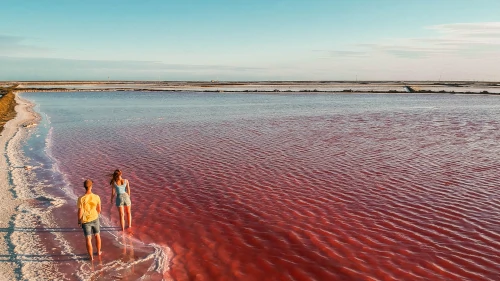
[0,85,18,133]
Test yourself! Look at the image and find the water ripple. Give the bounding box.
[40,94,500,280]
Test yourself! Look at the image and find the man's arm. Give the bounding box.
[77,208,83,225]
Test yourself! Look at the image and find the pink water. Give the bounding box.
[26,92,500,280]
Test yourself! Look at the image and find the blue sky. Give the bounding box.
[1,0,500,81]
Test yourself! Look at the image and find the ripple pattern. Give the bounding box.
[32,92,500,280]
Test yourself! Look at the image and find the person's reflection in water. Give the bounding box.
[121,233,136,279]
[89,255,104,278]
[97,253,103,277]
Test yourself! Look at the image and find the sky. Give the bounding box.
[1,0,500,81]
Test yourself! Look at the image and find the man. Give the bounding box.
[77,179,102,260]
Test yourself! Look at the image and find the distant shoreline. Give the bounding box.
[2,80,500,84]
[14,88,500,96]
[15,88,500,95]
[3,81,500,95]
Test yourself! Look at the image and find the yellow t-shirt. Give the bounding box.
[77,193,101,224]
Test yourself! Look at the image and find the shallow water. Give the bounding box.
[23,92,500,280]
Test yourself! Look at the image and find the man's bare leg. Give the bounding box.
[95,233,102,256]
[85,236,94,260]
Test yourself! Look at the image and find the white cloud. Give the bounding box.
[0,56,265,80]
[308,22,500,80]
[0,35,50,55]
[428,22,500,36]
[325,22,500,60]
[3,23,500,81]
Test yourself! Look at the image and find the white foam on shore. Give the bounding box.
[9,92,173,280]
[95,214,174,280]
[75,241,173,281]
[1,94,65,280]
[42,116,174,280]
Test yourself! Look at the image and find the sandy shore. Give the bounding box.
[0,94,65,280]
[0,95,22,281]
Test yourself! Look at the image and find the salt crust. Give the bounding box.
[0,94,63,280]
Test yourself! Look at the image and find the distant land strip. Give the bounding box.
[3,81,499,95]
[14,87,500,95]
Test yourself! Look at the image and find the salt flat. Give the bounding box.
[2,81,500,94]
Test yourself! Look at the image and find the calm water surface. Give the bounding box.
[23,92,500,281]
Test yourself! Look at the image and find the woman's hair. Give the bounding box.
[110,169,122,185]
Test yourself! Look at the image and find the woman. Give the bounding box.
[110,169,132,231]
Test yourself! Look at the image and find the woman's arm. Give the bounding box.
[126,179,131,196]
[110,184,115,203]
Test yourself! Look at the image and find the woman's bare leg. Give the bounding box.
[118,206,125,231]
[125,206,132,228]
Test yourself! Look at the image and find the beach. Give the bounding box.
[0,92,64,280]
[0,91,25,280]
[3,0,500,279]
[1,86,500,280]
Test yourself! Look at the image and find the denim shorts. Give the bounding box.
[81,218,100,236]
[116,193,131,207]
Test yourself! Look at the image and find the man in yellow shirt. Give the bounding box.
[77,179,102,261]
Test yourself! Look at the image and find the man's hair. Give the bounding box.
[84,179,93,190]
